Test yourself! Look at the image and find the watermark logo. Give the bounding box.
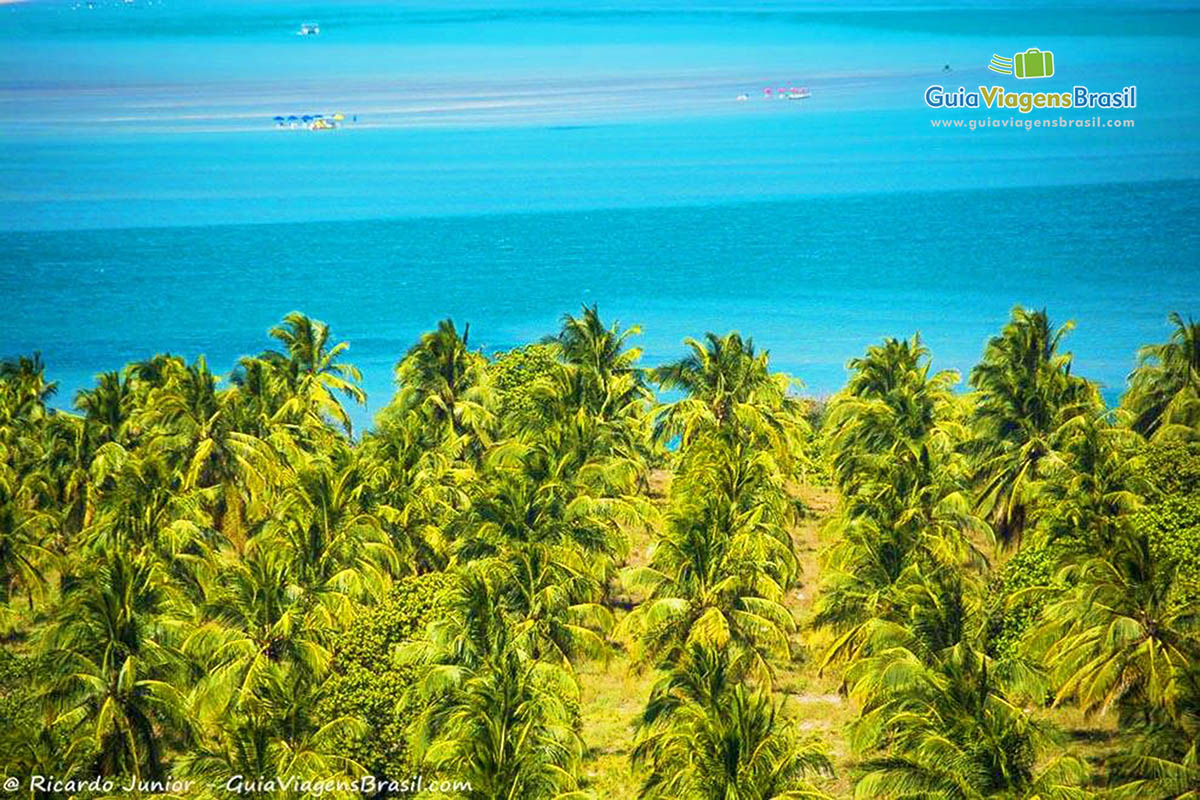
[988,54,1014,74]
[924,47,1135,121]
[988,48,1055,79]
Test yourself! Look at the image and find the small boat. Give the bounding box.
[784,87,812,100]
[297,22,320,36]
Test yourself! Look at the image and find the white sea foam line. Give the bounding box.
[0,66,917,132]
[0,66,926,106]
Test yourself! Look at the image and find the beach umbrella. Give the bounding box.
[287,115,298,121]
[301,115,312,122]
[332,113,344,120]
[273,115,285,122]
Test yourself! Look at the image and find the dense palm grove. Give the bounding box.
[0,306,1197,799]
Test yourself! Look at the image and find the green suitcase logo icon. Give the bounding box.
[1013,48,1054,79]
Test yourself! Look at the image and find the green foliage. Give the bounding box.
[1133,440,1200,607]
[622,418,802,682]
[968,306,1100,546]
[634,645,832,800]
[984,536,1080,660]
[1123,312,1200,438]
[814,334,984,669]
[2,306,1198,800]
[489,343,561,430]
[1139,440,1200,497]
[321,572,457,783]
[402,568,589,799]
[390,318,494,454]
[0,649,65,780]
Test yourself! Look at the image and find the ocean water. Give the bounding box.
[1,0,1198,428]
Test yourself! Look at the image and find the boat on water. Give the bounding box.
[297,22,320,36]
[761,86,812,101]
[272,111,350,131]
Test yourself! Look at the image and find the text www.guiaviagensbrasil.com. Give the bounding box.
[930,116,1134,131]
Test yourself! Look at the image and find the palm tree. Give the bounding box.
[184,548,330,720]
[358,409,467,571]
[418,645,585,800]
[393,319,493,450]
[515,366,652,496]
[38,412,94,540]
[848,642,1084,800]
[403,569,587,800]
[1124,311,1200,439]
[622,502,796,678]
[549,304,650,419]
[498,545,612,669]
[1033,409,1145,551]
[263,312,365,436]
[175,672,367,799]
[228,354,292,440]
[1028,527,1200,717]
[815,337,987,666]
[653,332,805,462]
[74,370,134,450]
[138,355,276,544]
[260,455,399,621]
[1109,724,1200,799]
[83,442,202,553]
[633,644,831,800]
[0,470,54,609]
[461,441,630,562]
[843,569,1081,800]
[825,334,961,502]
[969,307,1098,546]
[0,353,56,424]
[39,553,189,784]
[813,496,988,671]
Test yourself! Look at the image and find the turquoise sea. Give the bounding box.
[1,0,1198,428]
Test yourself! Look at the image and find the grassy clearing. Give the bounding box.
[580,480,1121,798]
[577,653,648,799]
[581,482,854,796]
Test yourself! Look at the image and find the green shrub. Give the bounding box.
[320,572,458,784]
[985,537,1082,660]
[1139,440,1200,499]
[1132,440,1200,607]
[489,343,560,430]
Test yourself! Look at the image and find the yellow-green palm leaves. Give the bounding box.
[1125,311,1200,440]
[969,307,1099,546]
